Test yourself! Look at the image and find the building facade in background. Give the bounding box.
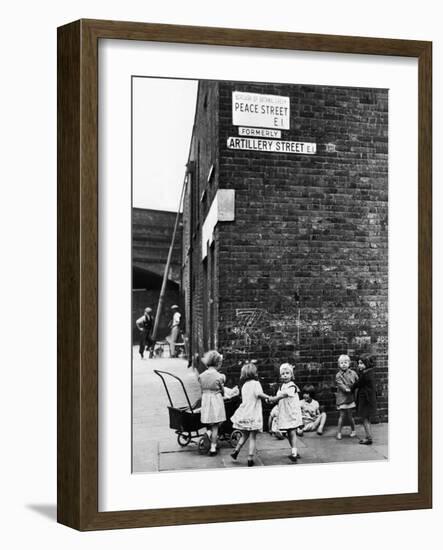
[182,80,388,419]
[132,208,182,340]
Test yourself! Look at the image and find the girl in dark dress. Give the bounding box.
[354,354,377,445]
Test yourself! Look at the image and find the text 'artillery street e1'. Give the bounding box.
[227,137,316,155]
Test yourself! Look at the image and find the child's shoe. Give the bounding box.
[349,431,356,438]
[359,438,373,445]
[247,458,254,467]
[230,449,239,460]
[336,432,342,440]
[288,448,299,462]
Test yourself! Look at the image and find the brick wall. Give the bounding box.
[185,80,388,422]
[183,82,220,356]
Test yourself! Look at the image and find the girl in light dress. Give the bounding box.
[268,363,303,462]
[230,362,270,467]
[335,354,359,440]
[198,350,226,456]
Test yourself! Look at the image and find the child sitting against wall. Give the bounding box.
[296,384,327,436]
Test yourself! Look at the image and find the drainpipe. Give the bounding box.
[152,177,187,342]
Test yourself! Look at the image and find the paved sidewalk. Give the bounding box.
[158,424,388,471]
[132,352,201,472]
[132,350,388,473]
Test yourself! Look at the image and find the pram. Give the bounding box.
[154,369,203,447]
[154,369,243,451]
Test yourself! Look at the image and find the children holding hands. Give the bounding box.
[230,362,270,466]
[267,363,303,462]
[198,350,377,466]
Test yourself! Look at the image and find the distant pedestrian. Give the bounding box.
[230,362,270,466]
[335,354,359,440]
[198,350,226,456]
[167,305,181,357]
[267,363,303,462]
[136,307,154,359]
[353,354,377,445]
[297,384,327,436]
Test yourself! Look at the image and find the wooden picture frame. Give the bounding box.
[57,19,432,530]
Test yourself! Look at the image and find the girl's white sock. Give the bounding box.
[291,447,298,456]
[210,443,216,452]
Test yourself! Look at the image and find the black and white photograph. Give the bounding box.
[1,0,438,541]
[131,76,388,473]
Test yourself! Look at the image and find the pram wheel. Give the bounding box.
[177,433,191,446]
[198,433,211,454]
[229,430,242,448]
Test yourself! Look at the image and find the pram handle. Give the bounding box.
[153,369,195,412]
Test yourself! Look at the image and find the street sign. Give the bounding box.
[227,136,316,154]
[232,91,290,129]
[238,127,281,139]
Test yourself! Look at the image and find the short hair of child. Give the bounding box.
[202,350,223,368]
[240,362,259,382]
[302,384,316,397]
[337,354,350,364]
[358,354,376,369]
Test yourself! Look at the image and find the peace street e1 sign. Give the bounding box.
[230,91,316,155]
[232,91,290,129]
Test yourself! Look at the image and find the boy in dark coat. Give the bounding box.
[354,354,377,444]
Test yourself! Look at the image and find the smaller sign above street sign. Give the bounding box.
[232,91,290,129]
[239,127,282,139]
[227,137,316,155]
